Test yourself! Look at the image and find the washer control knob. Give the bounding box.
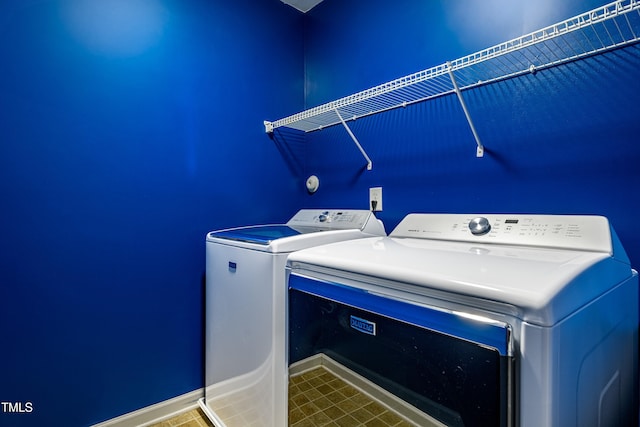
[469,217,491,236]
[319,211,329,222]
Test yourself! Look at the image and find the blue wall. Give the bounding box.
[298,0,640,268]
[0,0,303,425]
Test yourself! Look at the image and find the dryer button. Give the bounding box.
[469,217,491,236]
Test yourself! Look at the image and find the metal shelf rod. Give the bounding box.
[334,108,373,171]
[447,62,484,158]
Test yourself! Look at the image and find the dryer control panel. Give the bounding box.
[391,214,613,253]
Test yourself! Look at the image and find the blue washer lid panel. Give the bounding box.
[209,225,302,245]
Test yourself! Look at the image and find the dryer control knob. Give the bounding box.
[469,217,491,236]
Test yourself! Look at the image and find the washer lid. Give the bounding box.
[209,225,309,245]
[206,209,386,252]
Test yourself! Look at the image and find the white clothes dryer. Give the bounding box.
[198,209,385,427]
[286,213,638,427]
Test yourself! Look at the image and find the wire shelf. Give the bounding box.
[265,0,640,134]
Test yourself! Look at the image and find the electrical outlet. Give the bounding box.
[369,187,382,211]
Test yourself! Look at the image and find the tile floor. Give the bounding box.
[150,367,414,427]
[288,367,413,427]
[148,408,213,427]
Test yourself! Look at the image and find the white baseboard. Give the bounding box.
[91,388,204,427]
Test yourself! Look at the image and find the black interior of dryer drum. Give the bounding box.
[289,287,513,427]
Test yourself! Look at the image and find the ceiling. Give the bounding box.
[280,0,324,13]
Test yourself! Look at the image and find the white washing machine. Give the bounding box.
[286,213,638,427]
[198,209,385,427]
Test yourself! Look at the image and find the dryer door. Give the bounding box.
[289,273,515,427]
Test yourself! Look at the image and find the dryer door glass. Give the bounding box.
[289,274,514,427]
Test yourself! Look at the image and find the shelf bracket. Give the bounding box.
[334,108,373,170]
[447,62,484,158]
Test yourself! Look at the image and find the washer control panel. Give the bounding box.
[286,209,374,230]
[392,214,612,252]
